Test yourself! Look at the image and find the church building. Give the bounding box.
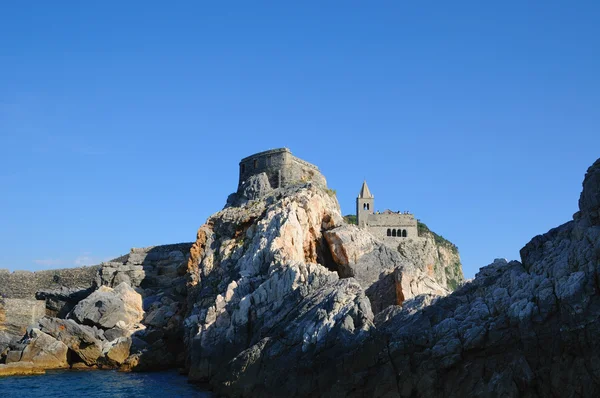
[356,181,418,241]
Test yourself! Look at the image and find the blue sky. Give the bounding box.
[1,2,598,278]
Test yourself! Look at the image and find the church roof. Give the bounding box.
[358,180,373,199]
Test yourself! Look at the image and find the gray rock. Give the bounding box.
[578,158,600,226]
[14,328,69,369]
[35,286,94,318]
[38,317,103,365]
[69,283,143,330]
[238,172,272,201]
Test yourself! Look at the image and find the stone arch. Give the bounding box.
[387,229,391,236]
[392,229,397,237]
[402,229,407,237]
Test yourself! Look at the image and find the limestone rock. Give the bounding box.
[70,282,143,330]
[578,158,600,226]
[238,172,272,201]
[16,328,68,369]
[191,158,600,397]
[36,286,94,318]
[102,337,132,365]
[325,225,449,313]
[38,317,103,365]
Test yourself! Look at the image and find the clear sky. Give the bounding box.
[1,2,598,278]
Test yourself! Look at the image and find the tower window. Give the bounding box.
[402,229,407,237]
[254,160,258,169]
[387,229,391,236]
[363,203,367,210]
[392,229,397,237]
[241,164,246,173]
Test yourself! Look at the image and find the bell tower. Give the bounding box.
[356,180,374,228]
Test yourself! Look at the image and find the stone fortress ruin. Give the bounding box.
[356,180,419,242]
[236,148,327,200]
[238,148,327,190]
[236,149,419,245]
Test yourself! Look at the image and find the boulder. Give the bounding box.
[70,283,143,330]
[102,337,132,366]
[35,286,94,318]
[16,328,68,369]
[38,317,103,365]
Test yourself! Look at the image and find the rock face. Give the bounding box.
[324,225,449,313]
[8,328,68,369]
[37,318,104,365]
[70,283,143,330]
[577,158,600,226]
[183,181,453,387]
[398,226,464,291]
[203,158,600,397]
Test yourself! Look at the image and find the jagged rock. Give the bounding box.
[325,225,449,313]
[185,182,451,388]
[35,286,95,318]
[10,328,68,369]
[238,172,273,201]
[70,283,143,330]
[96,263,145,288]
[38,318,103,365]
[102,337,132,365]
[578,158,600,226]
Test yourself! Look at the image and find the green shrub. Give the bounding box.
[343,214,357,225]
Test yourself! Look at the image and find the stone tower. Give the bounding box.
[356,180,374,228]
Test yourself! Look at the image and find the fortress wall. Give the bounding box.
[238,149,289,189]
[281,156,327,187]
[238,148,326,191]
[0,298,46,336]
[0,266,99,300]
[367,213,417,227]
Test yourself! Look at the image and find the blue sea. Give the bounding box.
[0,369,213,397]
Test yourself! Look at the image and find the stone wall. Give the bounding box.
[0,266,99,300]
[366,212,418,240]
[237,148,326,192]
[0,299,46,336]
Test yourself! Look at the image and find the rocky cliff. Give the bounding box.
[205,158,600,397]
[4,156,598,397]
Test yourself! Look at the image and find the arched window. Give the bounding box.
[367,203,370,210]
[402,229,407,237]
[392,229,397,237]
[363,203,367,210]
[387,229,391,236]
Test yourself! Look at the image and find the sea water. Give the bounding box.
[0,369,213,397]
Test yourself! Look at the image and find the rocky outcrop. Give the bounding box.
[7,328,68,369]
[183,181,452,387]
[324,225,449,313]
[37,318,104,365]
[205,158,600,397]
[70,283,143,330]
[577,158,600,226]
[398,226,464,291]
